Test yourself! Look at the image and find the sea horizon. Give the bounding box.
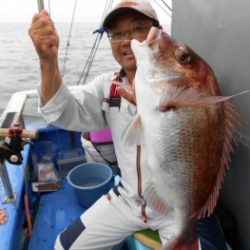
[0,23,119,115]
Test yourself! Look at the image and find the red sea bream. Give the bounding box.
[128,27,241,250]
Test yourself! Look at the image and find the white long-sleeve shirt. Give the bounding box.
[38,72,157,220]
[38,72,208,249]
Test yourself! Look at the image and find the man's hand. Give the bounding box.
[28,10,62,105]
[29,10,59,61]
[117,80,137,105]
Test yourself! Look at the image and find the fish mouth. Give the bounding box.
[145,26,162,45]
[146,27,182,81]
[131,27,182,84]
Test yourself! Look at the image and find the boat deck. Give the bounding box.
[0,124,150,250]
[27,179,84,250]
[0,145,29,250]
[27,179,149,250]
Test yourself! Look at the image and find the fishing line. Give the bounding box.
[152,0,172,18]
[61,0,78,77]
[36,0,68,149]
[100,0,114,26]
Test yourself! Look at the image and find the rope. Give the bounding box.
[159,0,172,12]
[76,30,104,85]
[77,0,114,85]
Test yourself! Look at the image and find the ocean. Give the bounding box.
[0,22,119,115]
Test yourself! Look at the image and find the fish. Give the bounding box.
[124,27,242,250]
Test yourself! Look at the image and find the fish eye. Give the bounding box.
[175,49,191,64]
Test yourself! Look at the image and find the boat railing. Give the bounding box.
[0,87,83,205]
[0,90,39,206]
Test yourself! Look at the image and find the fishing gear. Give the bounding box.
[37,0,45,12]
[0,94,38,237]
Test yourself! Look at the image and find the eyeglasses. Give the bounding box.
[107,23,152,43]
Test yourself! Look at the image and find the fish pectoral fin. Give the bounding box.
[122,114,143,146]
[159,86,235,112]
[144,184,168,214]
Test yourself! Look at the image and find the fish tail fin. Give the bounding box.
[162,236,199,250]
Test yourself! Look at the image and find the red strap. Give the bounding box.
[110,73,122,97]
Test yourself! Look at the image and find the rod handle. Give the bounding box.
[0,128,38,138]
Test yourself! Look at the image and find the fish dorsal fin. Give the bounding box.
[144,183,168,214]
[123,114,143,146]
[198,101,242,219]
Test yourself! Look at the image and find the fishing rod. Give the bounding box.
[37,0,45,12]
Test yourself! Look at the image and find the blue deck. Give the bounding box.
[0,125,151,250]
[28,179,84,249]
[0,145,30,250]
[27,179,150,250]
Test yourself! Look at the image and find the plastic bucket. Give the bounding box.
[67,163,114,208]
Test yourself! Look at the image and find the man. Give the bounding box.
[29,0,228,249]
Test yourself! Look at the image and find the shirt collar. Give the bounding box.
[119,68,126,78]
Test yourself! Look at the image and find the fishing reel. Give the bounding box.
[0,122,38,165]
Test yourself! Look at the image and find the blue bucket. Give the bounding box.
[67,163,114,208]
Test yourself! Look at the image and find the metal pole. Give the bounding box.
[37,0,45,12]
[0,160,15,201]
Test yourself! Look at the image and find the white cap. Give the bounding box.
[103,0,159,29]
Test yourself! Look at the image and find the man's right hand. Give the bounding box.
[29,10,59,61]
[29,10,62,105]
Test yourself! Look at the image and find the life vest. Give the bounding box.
[109,72,122,108]
[82,72,123,167]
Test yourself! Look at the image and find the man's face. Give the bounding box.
[107,12,153,73]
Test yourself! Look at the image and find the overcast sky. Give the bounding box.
[0,0,172,24]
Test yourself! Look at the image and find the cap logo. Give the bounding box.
[117,1,139,8]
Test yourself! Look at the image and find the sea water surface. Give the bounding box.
[0,23,119,116]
